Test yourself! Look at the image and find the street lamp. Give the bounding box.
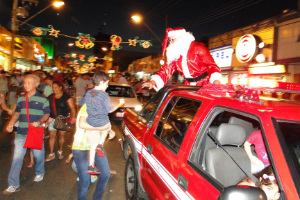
[131,14,162,42]
[19,1,65,27]
[9,0,65,70]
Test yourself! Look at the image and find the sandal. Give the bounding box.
[108,130,116,140]
[58,151,64,160]
[45,153,55,162]
[27,162,34,168]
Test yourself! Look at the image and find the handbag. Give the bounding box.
[23,93,44,150]
[52,95,74,132]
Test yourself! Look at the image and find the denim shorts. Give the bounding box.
[48,119,56,131]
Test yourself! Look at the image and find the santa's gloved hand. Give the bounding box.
[142,80,156,89]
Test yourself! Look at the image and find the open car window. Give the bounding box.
[188,109,277,190]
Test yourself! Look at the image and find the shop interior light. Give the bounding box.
[256,54,265,63]
[249,62,275,67]
[108,70,115,74]
[249,65,286,74]
[258,42,265,48]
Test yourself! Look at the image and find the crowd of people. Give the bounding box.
[0,69,130,200]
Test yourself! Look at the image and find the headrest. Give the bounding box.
[215,124,246,147]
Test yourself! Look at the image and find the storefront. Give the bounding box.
[275,15,300,84]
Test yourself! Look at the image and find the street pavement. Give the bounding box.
[0,114,126,200]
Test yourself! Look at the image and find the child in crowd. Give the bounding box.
[244,130,270,173]
[239,166,280,200]
[83,70,125,174]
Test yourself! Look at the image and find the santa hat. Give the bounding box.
[160,27,186,65]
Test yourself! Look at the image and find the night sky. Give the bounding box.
[0,0,299,56]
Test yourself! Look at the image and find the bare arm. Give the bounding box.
[32,114,50,127]
[79,115,111,130]
[0,93,12,114]
[5,112,20,132]
[244,141,264,167]
[67,97,76,122]
[109,99,125,113]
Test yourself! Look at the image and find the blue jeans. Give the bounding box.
[8,136,45,187]
[73,149,110,200]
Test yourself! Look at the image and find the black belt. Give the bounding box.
[185,71,208,82]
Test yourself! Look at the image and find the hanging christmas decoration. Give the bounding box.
[103,55,113,62]
[88,56,96,63]
[110,35,122,50]
[75,33,95,49]
[31,27,48,36]
[128,38,137,46]
[48,25,60,37]
[140,41,152,48]
[79,55,85,61]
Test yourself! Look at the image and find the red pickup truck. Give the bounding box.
[121,85,300,200]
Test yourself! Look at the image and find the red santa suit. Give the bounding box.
[151,28,221,91]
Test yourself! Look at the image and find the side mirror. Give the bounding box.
[218,185,267,200]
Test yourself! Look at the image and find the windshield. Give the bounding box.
[106,85,135,98]
[275,120,300,185]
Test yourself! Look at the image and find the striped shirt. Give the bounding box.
[15,91,50,135]
[84,89,113,127]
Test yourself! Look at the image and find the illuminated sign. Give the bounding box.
[33,44,40,54]
[210,45,233,68]
[236,34,257,63]
[249,65,285,74]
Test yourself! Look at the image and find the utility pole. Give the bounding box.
[9,0,39,71]
[8,0,18,71]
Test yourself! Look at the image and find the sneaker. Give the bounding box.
[96,144,105,157]
[87,164,101,175]
[76,176,98,183]
[45,153,55,162]
[57,150,64,160]
[3,186,20,195]
[91,175,98,183]
[34,173,44,182]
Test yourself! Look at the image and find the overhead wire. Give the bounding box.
[0,0,11,14]
[182,0,264,29]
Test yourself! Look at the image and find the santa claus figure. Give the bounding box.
[145,27,222,91]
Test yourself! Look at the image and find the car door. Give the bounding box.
[141,95,202,199]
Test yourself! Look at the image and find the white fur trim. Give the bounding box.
[168,29,186,38]
[151,75,165,91]
[209,72,222,83]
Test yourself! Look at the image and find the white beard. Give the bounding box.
[166,32,195,64]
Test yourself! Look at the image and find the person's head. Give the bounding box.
[52,81,64,94]
[23,74,40,93]
[255,166,280,200]
[161,27,195,64]
[45,75,53,86]
[93,70,109,90]
[82,73,90,80]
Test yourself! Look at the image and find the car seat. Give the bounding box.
[228,116,257,139]
[205,123,251,187]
